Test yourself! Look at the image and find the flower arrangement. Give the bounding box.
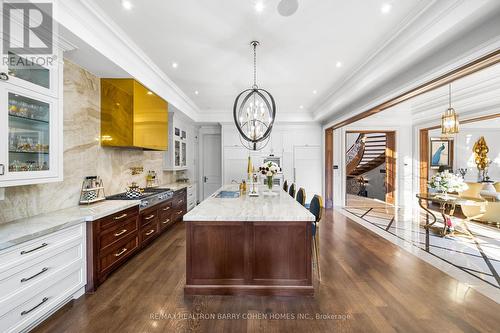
[428,170,468,194]
[259,161,281,190]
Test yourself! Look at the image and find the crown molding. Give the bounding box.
[56,0,201,121]
[315,0,500,124]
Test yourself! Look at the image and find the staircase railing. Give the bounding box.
[346,134,365,176]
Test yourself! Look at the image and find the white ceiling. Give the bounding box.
[90,0,431,116]
[353,62,500,125]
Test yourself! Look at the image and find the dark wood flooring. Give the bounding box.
[33,210,500,333]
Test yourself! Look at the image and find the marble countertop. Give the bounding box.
[0,200,139,251]
[183,184,315,222]
[161,182,196,191]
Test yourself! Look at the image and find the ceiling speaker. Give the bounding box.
[277,0,299,17]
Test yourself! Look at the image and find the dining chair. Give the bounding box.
[289,183,296,198]
[309,194,323,281]
[296,188,306,206]
[283,180,288,192]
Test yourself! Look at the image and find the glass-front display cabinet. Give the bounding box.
[164,112,188,171]
[0,54,62,187]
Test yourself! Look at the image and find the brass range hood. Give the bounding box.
[101,79,168,151]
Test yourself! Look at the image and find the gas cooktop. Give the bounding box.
[106,187,174,210]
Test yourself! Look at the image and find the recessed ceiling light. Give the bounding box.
[381,3,392,14]
[336,61,343,68]
[255,1,265,13]
[172,62,178,69]
[299,105,304,109]
[147,91,153,95]
[312,90,317,95]
[121,0,133,10]
[194,90,199,95]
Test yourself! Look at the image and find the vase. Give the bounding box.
[267,176,273,191]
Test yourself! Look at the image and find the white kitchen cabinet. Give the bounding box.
[223,146,263,184]
[0,224,86,333]
[293,145,322,203]
[187,183,197,210]
[0,51,63,187]
[164,112,189,171]
[221,124,322,200]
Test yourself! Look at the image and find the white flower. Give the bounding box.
[266,171,273,177]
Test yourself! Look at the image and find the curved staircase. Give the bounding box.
[347,133,386,177]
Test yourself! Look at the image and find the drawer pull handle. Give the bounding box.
[178,200,184,204]
[21,297,49,316]
[21,243,48,255]
[114,248,127,257]
[162,206,171,211]
[145,229,155,236]
[21,267,49,283]
[162,219,170,224]
[144,214,155,220]
[114,213,128,220]
[114,229,127,237]
[176,211,183,215]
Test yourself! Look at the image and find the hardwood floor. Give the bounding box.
[33,210,500,333]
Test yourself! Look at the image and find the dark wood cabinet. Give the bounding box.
[86,188,187,292]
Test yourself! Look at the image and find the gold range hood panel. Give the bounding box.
[101,79,168,151]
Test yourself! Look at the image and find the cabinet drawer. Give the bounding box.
[159,213,173,231]
[0,240,83,304]
[140,221,159,246]
[174,188,187,198]
[99,217,138,251]
[98,236,138,274]
[0,224,84,271]
[172,209,185,222]
[158,201,173,214]
[98,206,139,230]
[173,197,186,209]
[0,265,84,333]
[140,209,158,227]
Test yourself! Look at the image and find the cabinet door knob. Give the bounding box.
[0,72,9,81]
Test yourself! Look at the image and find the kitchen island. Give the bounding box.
[183,185,316,296]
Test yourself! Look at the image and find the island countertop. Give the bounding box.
[183,184,315,222]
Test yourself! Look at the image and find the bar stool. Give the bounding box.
[283,180,288,192]
[289,183,296,198]
[309,195,323,281]
[296,188,306,206]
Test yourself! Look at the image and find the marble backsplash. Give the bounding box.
[0,60,178,224]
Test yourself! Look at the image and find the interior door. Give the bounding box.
[202,134,222,199]
[293,145,321,204]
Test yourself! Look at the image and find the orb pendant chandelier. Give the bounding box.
[441,83,459,135]
[233,41,276,151]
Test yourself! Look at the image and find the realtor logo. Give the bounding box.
[3,2,53,55]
